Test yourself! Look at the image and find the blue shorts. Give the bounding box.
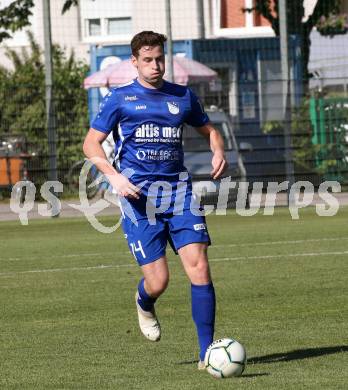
[120,190,211,266]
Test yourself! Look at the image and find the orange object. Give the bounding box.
[0,157,24,186]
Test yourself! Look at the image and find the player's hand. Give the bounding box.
[105,172,141,199]
[211,152,228,179]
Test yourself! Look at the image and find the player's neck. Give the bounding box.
[137,77,164,90]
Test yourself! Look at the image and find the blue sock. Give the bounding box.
[191,282,216,361]
[137,278,157,312]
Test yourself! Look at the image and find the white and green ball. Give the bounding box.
[204,338,247,378]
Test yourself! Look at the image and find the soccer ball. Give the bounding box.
[204,338,247,378]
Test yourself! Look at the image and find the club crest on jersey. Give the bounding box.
[167,102,179,115]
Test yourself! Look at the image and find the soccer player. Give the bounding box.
[83,31,227,369]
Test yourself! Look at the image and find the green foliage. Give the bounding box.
[316,13,348,36]
[0,0,34,42]
[248,0,341,35]
[245,1,342,80]
[311,98,348,181]
[0,31,89,184]
[261,120,283,135]
[61,0,79,15]
[0,0,78,42]
[262,97,348,182]
[260,100,319,175]
[290,98,318,174]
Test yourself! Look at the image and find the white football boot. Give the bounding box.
[135,291,161,342]
[197,360,206,370]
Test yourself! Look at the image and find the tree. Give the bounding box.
[254,2,348,183]
[0,0,78,43]
[0,0,34,42]
[246,0,342,81]
[0,32,89,184]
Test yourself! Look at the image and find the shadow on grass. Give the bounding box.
[242,373,270,378]
[176,360,270,377]
[249,345,348,364]
[176,359,199,366]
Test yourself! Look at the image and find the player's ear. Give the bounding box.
[131,55,138,68]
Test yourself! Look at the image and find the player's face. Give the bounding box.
[131,45,165,88]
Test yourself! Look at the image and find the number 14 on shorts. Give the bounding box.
[130,240,146,259]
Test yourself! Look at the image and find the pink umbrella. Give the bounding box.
[83,56,217,89]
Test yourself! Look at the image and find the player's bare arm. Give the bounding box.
[83,128,140,199]
[195,122,228,179]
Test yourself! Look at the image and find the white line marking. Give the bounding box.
[3,236,348,262]
[4,251,130,262]
[1,250,347,277]
[214,237,348,248]
[0,263,137,277]
[209,250,348,263]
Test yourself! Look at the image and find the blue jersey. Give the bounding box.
[91,79,209,185]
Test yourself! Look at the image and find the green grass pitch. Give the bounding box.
[0,207,347,389]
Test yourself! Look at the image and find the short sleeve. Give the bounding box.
[91,89,121,134]
[185,89,210,127]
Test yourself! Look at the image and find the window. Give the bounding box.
[107,17,132,36]
[220,0,246,28]
[220,0,273,28]
[214,0,274,37]
[87,19,101,36]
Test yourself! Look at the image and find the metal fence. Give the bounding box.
[1,0,348,200]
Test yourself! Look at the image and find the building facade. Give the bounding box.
[0,0,280,69]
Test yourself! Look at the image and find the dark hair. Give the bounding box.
[131,31,167,57]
